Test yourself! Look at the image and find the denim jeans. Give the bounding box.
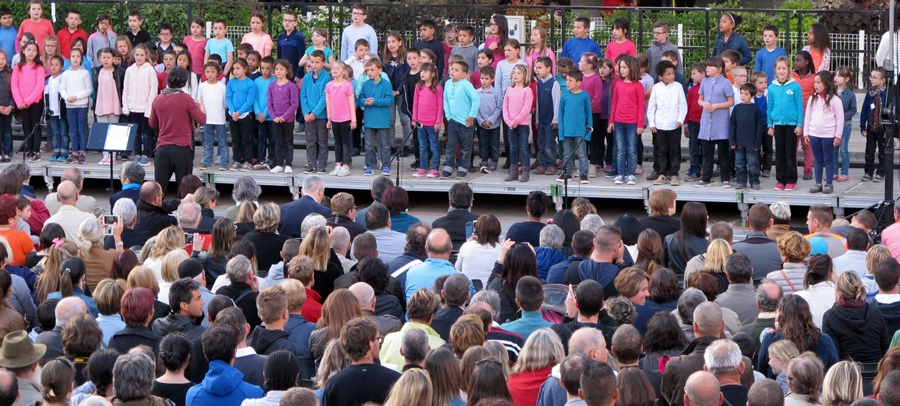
[833,123,851,176]
[477,126,499,165]
[507,125,530,168]
[536,124,558,169]
[67,107,88,152]
[563,136,588,175]
[614,122,638,176]
[687,122,702,176]
[256,120,274,165]
[202,124,228,165]
[810,136,836,185]
[48,115,68,155]
[417,126,440,170]
[443,120,475,173]
[365,127,391,169]
[734,146,760,186]
[0,113,11,156]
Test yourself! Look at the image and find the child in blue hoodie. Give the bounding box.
[766,56,803,191]
[300,50,331,173]
[254,56,275,169]
[357,58,393,176]
[225,58,257,171]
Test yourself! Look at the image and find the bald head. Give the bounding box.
[693,302,724,338]
[56,181,78,204]
[0,369,16,406]
[757,279,784,312]
[349,282,375,311]
[569,328,608,362]
[140,181,162,205]
[684,371,723,406]
[425,229,452,259]
[56,296,88,327]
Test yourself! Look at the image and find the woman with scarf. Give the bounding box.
[148,67,206,194]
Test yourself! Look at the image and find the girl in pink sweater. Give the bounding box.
[804,71,844,194]
[607,55,645,185]
[412,62,444,178]
[605,18,637,65]
[11,41,44,161]
[503,64,534,182]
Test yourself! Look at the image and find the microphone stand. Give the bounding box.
[16,121,40,162]
[389,123,418,187]
[558,126,593,208]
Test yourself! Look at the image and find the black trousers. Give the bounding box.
[229,115,255,163]
[864,127,886,176]
[654,129,681,176]
[760,131,773,171]
[155,144,193,195]
[774,125,798,184]
[20,102,42,153]
[701,139,730,183]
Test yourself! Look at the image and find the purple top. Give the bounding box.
[698,75,734,141]
[267,80,299,122]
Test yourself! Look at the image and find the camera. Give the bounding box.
[184,234,194,245]
[102,215,118,235]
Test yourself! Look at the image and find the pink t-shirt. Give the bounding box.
[183,36,208,76]
[525,47,556,75]
[325,80,354,123]
[605,39,637,63]
[17,19,55,52]
[241,32,273,57]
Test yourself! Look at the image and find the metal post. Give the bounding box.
[784,11,791,54]
[704,9,710,59]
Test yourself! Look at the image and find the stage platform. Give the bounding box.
[10,145,894,226]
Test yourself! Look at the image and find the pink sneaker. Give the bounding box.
[426,169,439,178]
[785,183,796,191]
[413,169,426,177]
[774,183,785,191]
[836,175,850,182]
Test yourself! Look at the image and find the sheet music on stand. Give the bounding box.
[105,124,132,151]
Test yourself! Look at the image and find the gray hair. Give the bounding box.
[113,198,137,226]
[703,339,743,376]
[112,353,155,401]
[62,168,84,188]
[331,226,351,254]
[400,328,429,363]
[757,278,784,312]
[470,290,501,322]
[301,175,324,195]
[677,288,707,324]
[226,255,253,283]
[300,214,327,238]
[232,177,261,204]
[176,202,202,228]
[77,218,104,255]
[540,225,564,250]
[580,214,605,235]
[370,177,394,202]
[770,201,791,222]
[120,162,145,184]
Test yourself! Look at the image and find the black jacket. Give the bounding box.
[640,215,681,244]
[216,282,262,329]
[91,65,125,111]
[550,311,618,354]
[110,187,140,209]
[326,214,366,242]
[108,326,159,355]
[198,207,216,231]
[822,302,889,363]
[375,293,404,320]
[432,209,480,260]
[664,233,708,275]
[36,326,64,364]
[242,231,290,277]
[0,69,13,107]
[104,228,152,250]
[151,314,206,340]
[136,199,177,237]
[247,326,295,356]
[869,298,900,337]
[432,307,464,341]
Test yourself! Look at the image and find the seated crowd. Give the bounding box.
[0,165,898,406]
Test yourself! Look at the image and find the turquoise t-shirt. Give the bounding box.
[205,38,234,62]
[304,45,333,61]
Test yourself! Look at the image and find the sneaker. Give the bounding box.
[284,166,293,174]
[488,164,497,173]
[785,183,796,191]
[77,152,86,164]
[824,184,834,194]
[626,176,636,185]
[230,162,241,171]
[270,165,284,174]
[303,166,315,174]
[65,153,75,164]
[774,183,785,191]
[875,174,884,182]
[338,166,350,177]
[802,172,812,180]
[218,163,228,171]
[761,169,771,178]
[440,171,452,178]
[646,171,661,181]
[241,163,251,171]
[685,174,699,182]
[328,166,340,176]
[752,184,761,190]
[409,160,420,171]
[653,176,668,185]
[695,180,711,187]
[139,156,151,166]
[580,174,589,184]
[722,181,732,188]
[556,173,572,183]
[413,169,427,177]
[252,163,268,170]
[862,174,872,181]
[456,170,468,178]
[198,163,210,171]
[481,166,492,174]
[546,166,558,176]
[26,153,39,163]
[670,176,681,186]
[809,184,823,193]
[426,170,439,178]
[836,175,850,182]
[614,176,624,185]
[381,167,391,176]
[530,161,540,170]
[735,184,747,190]
[317,167,326,174]
[634,166,644,175]
[603,165,612,173]
[532,166,545,175]
[588,165,597,178]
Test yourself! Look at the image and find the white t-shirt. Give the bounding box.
[197,80,227,125]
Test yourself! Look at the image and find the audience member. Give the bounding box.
[548,230,594,284]
[704,339,749,406]
[501,276,551,340]
[247,285,295,355]
[349,281,402,336]
[565,225,624,300]
[185,325,264,405]
[432,182,480,258]
[732,204,783,282]
[740,279,783,358]
[327,192,366,241]
[640,189,681,242]
[431,273,471,341]
[36,296,87,363]
[747,379,786,406]
[767,202,792,242]
[42,180,97,241]
[380,288,444,369]
[550,280,617,354]
[354,203,406,263]
[579,361,617,406]
[404,229,473,302]
[109,162,146,208]
[44,168,104,216]
[0,331,44,406]
[323,317,401,405]
[716,252,758,326]
[795,254,837,328]
[683,371,723,406]
[279,175,332,238]
[806,204,847,258]
[784,353,825,406]
[767,231,811,296]
[506,191,550,246]
[822,271,888,363]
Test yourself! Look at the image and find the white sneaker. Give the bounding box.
[284,166,293,174]
[329,166,341,176]
[270,165,284,174]
[614,176,624,185]
[338,166,350,177]
[626,175,636,185]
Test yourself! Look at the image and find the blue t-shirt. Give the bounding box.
[0,25,17,62]
[205,38,234,63]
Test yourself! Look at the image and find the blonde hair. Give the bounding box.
[614,267,650,299]
[331,60,353,81]
[835,271,866,302]
[484,341,511,378]
[704,239,733,274]
[512,64,531,86]
[35,239,78,304]
[778,231,812,263]
[126,266,160,296]
[822,361,863,406]
[161,250,189,283]
[77,218,104,258]
[314,339,349,390]
[299,227,330,271]
[94,278,126,316]
[149,227,186,260]
[236,201,256,223]
[768,339,800,364]
[866,244,892,275]
[280,278,307,313]
[253,202,280,233]
[383,369,432,406]
[511,328,564,375]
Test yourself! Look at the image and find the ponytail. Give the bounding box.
[58,257,86,297]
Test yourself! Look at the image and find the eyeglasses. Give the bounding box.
[870,76,884,81]
[351,11,364,15]
[282,19,297,23]
[652,31,667,35]
[734,74,747,77]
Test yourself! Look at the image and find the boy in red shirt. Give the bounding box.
[57,10,87,59]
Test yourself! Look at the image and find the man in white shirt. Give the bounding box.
[42,180,97,241]
[44,168,104,216]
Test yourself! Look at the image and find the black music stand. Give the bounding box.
[87,122,137,193]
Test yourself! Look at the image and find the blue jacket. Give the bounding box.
[558,90,593,140]
[253,76,275,120]
[535,246,566,281]
[577,260,621,299]
[285,314,317,377]
[861,89,887,131]
[185,360,264,406]
[713,33,752,65]
[501,311,552,341]
[48,287,99,317]
[225,77,256,116]
[547,256,587,284]
[754,46,788,84]
[766,78,803,127]
[277,30,306,75]
[357,76,393,129]
[560,37,602,62]
[300,70,331,119]
[279,195,332,238]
